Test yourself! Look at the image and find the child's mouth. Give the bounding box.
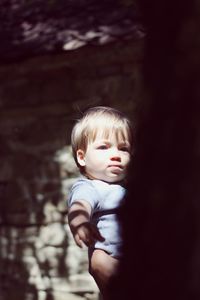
[108,165,123,174]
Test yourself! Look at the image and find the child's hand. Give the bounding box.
[73,222,105,248]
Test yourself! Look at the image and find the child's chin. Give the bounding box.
[106,175,124,183]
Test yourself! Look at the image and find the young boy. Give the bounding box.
[67,106,132,298]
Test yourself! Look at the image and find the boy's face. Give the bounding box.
[77,131,131,183]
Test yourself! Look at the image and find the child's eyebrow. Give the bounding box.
[95,139,110,144]
[95,139,130,146]
[118,141,130,146]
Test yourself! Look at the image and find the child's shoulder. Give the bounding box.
[72,177,125,194]
[69,177,102,208]
[74,176,89,183]
[72,176,93,188]
[71,177,109,196]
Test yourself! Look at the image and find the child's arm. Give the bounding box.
[68,200,104,248]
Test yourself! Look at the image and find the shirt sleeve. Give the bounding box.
[68,179,100,212]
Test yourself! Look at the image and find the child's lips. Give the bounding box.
[108,164,123,171]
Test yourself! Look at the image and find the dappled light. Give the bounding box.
[0,2,143,298]
[0,0,143,63]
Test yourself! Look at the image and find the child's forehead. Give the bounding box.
[89,127,130,142]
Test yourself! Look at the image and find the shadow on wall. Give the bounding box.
[0,149,68,300]
[0,118,97,300]
[0,246,39,300]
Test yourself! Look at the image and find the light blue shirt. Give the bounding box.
[68,177,126,258]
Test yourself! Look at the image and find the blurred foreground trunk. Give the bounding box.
[109,0,200,299]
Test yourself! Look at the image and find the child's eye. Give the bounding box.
[97,145,108,150]
[119,146,130,152]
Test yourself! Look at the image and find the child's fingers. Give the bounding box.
[74,223,105,247]
[75,228,93,247]
[91,226,105,242]
[74,233,83,248]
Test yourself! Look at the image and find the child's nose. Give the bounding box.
[110,148,121,161]
[110,156,121,162]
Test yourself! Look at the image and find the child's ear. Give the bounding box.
[76,149,86,167]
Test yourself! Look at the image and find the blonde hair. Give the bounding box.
[71,106,133,171]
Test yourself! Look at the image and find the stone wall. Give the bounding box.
[0,41,143,300]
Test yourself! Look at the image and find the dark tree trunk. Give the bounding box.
[109,0,200,299]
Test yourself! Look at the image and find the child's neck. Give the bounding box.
[84,174,126,186]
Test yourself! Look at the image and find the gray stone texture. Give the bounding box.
[0,41,142,299]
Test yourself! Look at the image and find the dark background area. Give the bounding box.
[1,0,200,299]
[0,1,143,299]
[109,0,200,299]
